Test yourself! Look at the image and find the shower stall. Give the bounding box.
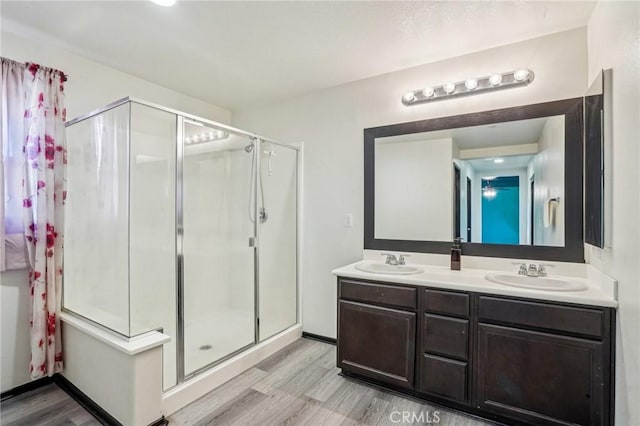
[63,98,299,391]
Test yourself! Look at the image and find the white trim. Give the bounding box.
[60,312,170,356]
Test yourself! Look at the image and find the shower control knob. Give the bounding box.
[259,208,268,223]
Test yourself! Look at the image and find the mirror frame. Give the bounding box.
[364,97,584,263]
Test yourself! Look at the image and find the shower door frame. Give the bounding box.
[170,104,301,385]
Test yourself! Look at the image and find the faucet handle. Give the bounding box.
[398,254,410,265]
[538,263,554,277]
[512,262,527,275]
[381,253,398,265]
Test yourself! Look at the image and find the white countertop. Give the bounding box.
[332,261,618,308]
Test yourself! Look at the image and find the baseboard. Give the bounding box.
[54,374,122,426]
[147,416,169,426]
[0,376,55,402]
[302,331,337,345]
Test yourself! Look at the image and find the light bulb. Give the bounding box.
[465,78,478,90]
[402,92,416,103]
[489,73,502,86]
[444,82,456,94]
[494,158,504,164]
[514,68,530,82]
[422,87,435,98]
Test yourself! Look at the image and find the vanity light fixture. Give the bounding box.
[402,68,534,106]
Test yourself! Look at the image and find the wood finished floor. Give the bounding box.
[169,338,491,426]
[0,338,491,425]
[0,383,100,426]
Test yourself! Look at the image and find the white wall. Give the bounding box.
[0,269,31,393]
[233,28,588,339]
[375,138,453,241]
[0,29,232,392]
[0,29,231,124]
[584,2,640,425]
[528,115,565,246]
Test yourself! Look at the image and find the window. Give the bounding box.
[1,58,28,271]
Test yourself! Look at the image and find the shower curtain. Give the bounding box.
[21,60,67,378]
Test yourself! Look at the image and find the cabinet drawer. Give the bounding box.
[420,354,467,402]
[479,296,604,339]
[423,314,469,360]
[339,279,416,310]
[424,289,469,318]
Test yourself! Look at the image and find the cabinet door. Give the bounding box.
[477,324,606,426]
[338,300,416,389]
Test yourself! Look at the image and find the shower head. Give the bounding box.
[244,144,254,153]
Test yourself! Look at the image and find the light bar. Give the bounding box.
[402,69,534,106]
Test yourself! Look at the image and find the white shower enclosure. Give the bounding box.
[63,98,299,390]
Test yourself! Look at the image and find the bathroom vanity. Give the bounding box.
[333,262,616,426]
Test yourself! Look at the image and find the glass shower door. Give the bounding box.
[257,142,298,341]
[182,120,255,376]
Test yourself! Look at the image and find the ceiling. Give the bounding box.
[468,154,534,173]
[378,116,551,149]
[0,1,596,110]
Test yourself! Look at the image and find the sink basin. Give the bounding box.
[355,262,424,275]
[485,273,588,292]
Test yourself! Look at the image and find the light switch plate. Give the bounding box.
[344,213,353,227]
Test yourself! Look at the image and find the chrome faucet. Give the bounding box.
[514,262,554,277]
[381,253,410,265]
[382,253,399,265]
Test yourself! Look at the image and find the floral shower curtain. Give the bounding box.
[22,62,67,378]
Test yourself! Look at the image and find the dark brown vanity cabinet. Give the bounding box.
[337,279,417,389]
[476,296,613,425]
[336,277,615,426]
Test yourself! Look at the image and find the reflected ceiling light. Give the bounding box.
[150,0,176,6]
[494,158,504,164]
[401,69,534,106]
[483,188,497,199]
[185,130,229,145]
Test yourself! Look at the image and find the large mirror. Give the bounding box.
[364,98,584,262]
[584,69,611,249]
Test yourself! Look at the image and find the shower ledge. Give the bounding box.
[60,312,171,355]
